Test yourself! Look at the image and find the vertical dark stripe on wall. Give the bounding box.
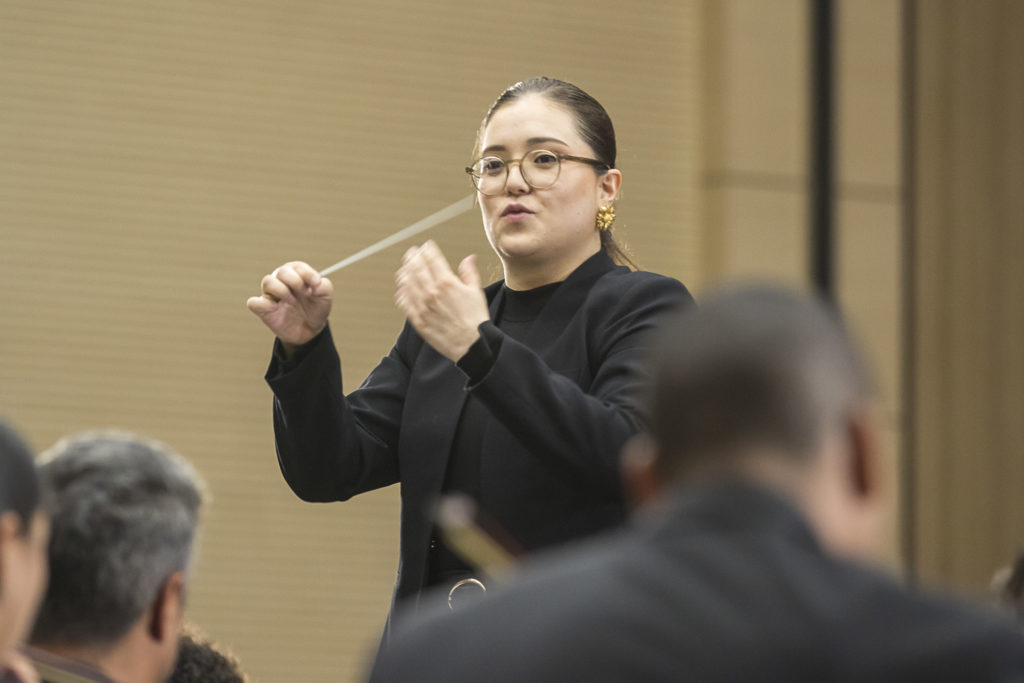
[899,0,918,581]
[809,0,835,300]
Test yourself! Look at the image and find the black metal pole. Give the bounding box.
[810,0,835,300]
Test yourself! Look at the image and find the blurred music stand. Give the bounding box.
[434,493,522,584]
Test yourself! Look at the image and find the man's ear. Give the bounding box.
[845,405,884,502]
[147,571,185,643]
[621,434,664,509]
[0,511,22,591]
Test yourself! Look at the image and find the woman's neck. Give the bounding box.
[502,245,601,291]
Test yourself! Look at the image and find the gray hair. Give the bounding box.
[647,284,873,480]
[31,430,206,647]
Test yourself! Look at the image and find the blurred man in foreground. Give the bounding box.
[373,285,1024,682]
[0,421,50,683]
[26,431,204,683]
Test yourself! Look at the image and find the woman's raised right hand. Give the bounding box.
[247,261,333,353]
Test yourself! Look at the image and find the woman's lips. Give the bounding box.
[501,204,534,220]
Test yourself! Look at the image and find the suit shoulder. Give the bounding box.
[376,534,640,680]
[592,267,694,307]
[825,562,1024,677]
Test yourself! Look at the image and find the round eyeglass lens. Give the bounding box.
[521,150,560,189]
[470,150,562,195]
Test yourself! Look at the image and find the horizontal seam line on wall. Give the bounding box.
[704,170,901,203]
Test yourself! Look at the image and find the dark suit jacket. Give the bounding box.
[24,646,119,683]
[266,250,693,612]
[372,481,1024,682]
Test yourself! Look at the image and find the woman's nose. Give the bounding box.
[504,161,531,194]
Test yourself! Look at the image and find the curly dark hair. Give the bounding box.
[170,626,248,683]
[1000,547,1024,624]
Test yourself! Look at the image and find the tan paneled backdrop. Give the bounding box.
[834,0,904,567]
[911,0,1024,593]
[702,0,809,286]
[0,1,700,680]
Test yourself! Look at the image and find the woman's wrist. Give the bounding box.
[274,324,328,368]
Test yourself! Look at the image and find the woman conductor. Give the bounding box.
[247,77,694,624]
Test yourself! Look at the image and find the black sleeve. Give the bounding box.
[466,275,694,496]
[455,325,499,384]
[265,322,416,502]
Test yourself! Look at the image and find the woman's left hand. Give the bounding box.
[395,240,490,362]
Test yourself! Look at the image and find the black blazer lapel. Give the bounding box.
[396,284,508,596]
[401,283,507,486]
[401,358,466,490]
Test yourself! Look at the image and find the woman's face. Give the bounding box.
[476,94,620,288]
[0,511,49,662]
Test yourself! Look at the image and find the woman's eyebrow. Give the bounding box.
[525,136,568,147]
[480,137,569,155]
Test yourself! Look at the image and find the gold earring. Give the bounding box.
[596,205,615,232]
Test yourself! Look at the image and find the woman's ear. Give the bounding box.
[620,434,664,509]
[598,168,622,206]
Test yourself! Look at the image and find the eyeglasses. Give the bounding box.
[465,149,610,196]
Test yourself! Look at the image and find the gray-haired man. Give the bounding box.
[27,431,205,683]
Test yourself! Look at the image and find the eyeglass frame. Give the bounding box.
[465,150,612,196]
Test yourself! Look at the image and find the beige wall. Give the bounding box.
[834,0,905,568]
[0,1,700,681]
[702,0,809,286]
[910,0,1024,593]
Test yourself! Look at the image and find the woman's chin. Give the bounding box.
[494,233,543,261]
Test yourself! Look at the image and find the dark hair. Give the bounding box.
[476,77,636,269]
[646,285,872,480]
[31,431,205,648]
[998,547,1024,624]
[0,419,43,535]
[170,626,248,683]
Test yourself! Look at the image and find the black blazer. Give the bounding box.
[372,481,1024,682]
[266,250,693,608]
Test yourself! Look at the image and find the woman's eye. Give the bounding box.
[480,158,505,175]
[530,152,558,167]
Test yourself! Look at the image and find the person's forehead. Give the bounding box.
[481,95,584,152]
